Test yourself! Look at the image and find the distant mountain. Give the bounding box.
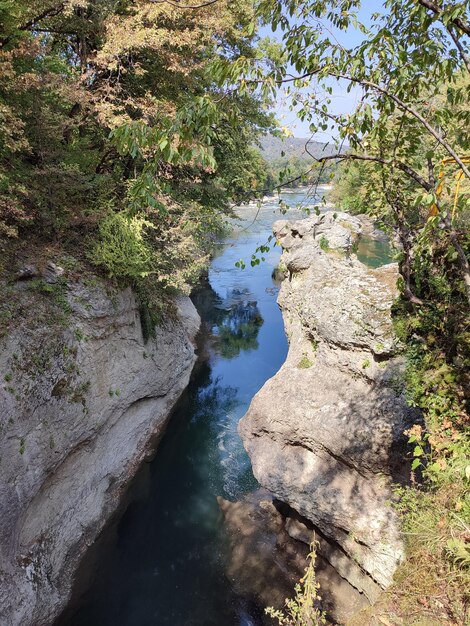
[259,135,339,163]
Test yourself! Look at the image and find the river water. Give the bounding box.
[60,191,392,626]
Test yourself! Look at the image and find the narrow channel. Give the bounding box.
[59,191,392,626]
[60,194,300,626]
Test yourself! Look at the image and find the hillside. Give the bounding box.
[259,135,340,163]
[258,135,340,188]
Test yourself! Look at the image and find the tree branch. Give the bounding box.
[447,25,470,73]
[149,0,219,8]
[336,73,470,179]
[271,68,470,180]
[18,3,65,33]
[417,0,470,36]
[314,153,433,191]
[0,3,65,46]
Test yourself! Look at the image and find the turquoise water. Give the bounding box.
[356,237,393,269]
[58,190,391,626]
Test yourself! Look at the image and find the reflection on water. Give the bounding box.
[194,284,264,360]
[58,188,392,626]
[356,236,393,269]
[214,300,263,360]
[59,196,290,626]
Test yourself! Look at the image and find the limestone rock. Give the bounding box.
[15,265,40,281]
[239,212,420,601]
[42,261,65,284]
[0,275,199,626]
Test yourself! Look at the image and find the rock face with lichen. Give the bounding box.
[0,270,199,626]
[239,212,420,613]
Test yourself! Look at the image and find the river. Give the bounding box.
[58,190,392,626]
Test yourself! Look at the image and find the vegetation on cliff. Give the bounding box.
[0,0,273,306]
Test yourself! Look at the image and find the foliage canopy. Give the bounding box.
[0,0,274,291]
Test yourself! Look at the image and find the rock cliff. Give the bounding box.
[239,212,420,614]
[0,270,199,625]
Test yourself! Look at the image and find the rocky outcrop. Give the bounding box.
[0,271,199,626]
[218,492,371,625]
[239,212,419,615]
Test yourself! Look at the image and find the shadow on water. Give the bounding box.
[56,193,394,626]
[57,271,283,626]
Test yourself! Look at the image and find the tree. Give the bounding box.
[0,0,274,292]
[230,3,470,620]
[224,0,469,301]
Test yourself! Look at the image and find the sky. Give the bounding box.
[258,0,385,139]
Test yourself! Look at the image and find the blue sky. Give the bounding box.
[258,0,385,139]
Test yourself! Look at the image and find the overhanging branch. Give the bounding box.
[268,67,470,180]
[19,3,65,33]
[417,0,470,36]
[149,0,219,8]
[1,3,65,46]
[315,153,433,191]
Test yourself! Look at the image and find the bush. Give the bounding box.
[266,542,326,626]
[91,211,155,280]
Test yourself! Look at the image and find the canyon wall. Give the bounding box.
[0,268,199,625]
[239,212,420,619]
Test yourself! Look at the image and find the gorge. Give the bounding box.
[0,190,417,625]
[1,2,468,623]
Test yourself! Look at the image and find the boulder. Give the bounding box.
[239,212,419,604]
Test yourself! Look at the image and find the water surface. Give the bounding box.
[60,189,391,626]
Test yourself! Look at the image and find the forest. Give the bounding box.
[0,1,469,625]
[0,0,274,303]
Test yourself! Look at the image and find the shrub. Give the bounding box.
[318,236,329,252]
[266,542,326,626]
[91,212,155,280]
